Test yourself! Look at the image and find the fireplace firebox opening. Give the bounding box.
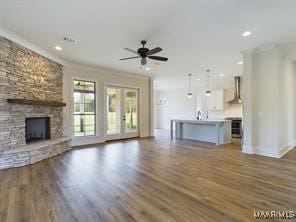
[25,117,50,144]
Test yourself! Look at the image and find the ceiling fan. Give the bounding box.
[120,40,168,65]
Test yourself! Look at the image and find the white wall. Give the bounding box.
[246,46,280,156]
[294,62,296,145]
[155,81,243,129]
[279,51,295,149]
[243,43,296,158]
[63,63,152,146]
[156,88,196,129]
[154,90,160,129]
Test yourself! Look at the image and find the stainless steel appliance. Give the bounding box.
[225,117,242,138]
[228,76,242,104]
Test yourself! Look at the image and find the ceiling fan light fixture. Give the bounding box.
[120,41,168,65]
[141,58,147,65]
[206,90,211,96]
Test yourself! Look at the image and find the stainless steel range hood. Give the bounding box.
[228,76,242,104]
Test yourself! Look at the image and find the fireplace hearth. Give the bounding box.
[25,117,50,144]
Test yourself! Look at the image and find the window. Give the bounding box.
[73,80,96,137]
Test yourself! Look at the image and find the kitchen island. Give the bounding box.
[170,119,232,145]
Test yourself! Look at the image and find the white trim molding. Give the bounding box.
[67,62,150,81]
[71,136,106,147]
[243,144,296,158]
[279,143,295,158]
[242,146,280,158]
[139,130,151,138]
[103,83,141,140]
[0,26,66,65]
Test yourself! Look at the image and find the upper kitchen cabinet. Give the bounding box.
[207,90,224,110]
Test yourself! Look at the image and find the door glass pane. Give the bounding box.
[107,88,121,134]
[124,89,138,132]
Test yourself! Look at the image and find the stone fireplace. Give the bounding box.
[0,36,70,169]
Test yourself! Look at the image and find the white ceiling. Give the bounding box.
[0,0,295,90]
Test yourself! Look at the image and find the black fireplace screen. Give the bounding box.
[25,117,50,143]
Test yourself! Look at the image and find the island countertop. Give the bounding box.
[170,119,232,145]
[171,119,231,124]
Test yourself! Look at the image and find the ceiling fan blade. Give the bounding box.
[148,56,168,61]
[120,56,139,60]
[147,47,162,55]
[141,58,147,65]
[124,48,138,55]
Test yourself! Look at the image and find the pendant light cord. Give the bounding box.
[207,69,210,90]
[188,74,192,92]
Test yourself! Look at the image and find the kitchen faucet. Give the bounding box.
[197,110,202,120]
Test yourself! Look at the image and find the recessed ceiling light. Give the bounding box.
[238,61,244,65]
[55,46,62,51]
[220,73,224,77]
[145,67,150,71]
[242,31,251,37]
[196,78,201,81]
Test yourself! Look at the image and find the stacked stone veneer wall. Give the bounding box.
[0,138,70,169]
[0,35,64,152]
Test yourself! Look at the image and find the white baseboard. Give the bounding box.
[242,145,280,158]
[70,131,153,147]
[243,143,296,158]
[279,141,296,157]
[149,130,155,137]
[140,131,151,138]
[71,136,106,147]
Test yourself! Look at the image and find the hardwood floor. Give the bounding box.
[0,131,295,222]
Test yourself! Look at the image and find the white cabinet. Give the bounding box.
[207,90,224,110]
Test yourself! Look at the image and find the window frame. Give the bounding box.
[73,79,97,137]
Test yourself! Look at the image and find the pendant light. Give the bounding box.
[205,69,211,96]
[187,74,193,98]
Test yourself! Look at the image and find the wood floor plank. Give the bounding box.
[0,131,295,222]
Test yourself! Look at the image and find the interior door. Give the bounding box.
[106,86,139,140]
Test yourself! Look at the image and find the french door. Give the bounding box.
[105,86,139,140]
